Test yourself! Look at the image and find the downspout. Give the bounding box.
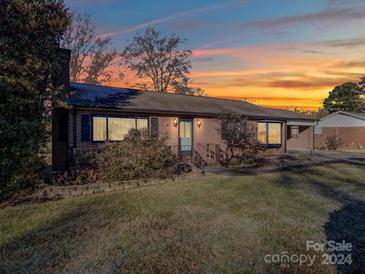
[284,121,287,154]
[311,121,318,156]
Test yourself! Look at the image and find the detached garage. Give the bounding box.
[315,111,365,150]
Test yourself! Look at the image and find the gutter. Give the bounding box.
[68,104,316,122]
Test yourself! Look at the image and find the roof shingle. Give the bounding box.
[66,82,315,121]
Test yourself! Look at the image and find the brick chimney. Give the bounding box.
[55,48,71,94]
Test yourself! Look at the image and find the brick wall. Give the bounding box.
[287,125,313,151]
[61,109,288,168]
[193,118,221,145]
[315,127,365,149]
[157,116,179,146]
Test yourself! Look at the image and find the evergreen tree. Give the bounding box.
[0,0,69,199]
[323,82,365,113]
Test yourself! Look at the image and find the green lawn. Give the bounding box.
[1,163,364,273]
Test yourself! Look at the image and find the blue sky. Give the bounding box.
[64,0,365,110]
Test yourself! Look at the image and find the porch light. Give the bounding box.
[173,118,178,127]
[197,119,201,128]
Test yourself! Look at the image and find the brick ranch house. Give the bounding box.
[315,111,365,150]
[52,51,317,171]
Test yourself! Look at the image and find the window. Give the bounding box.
[257,122,282,146]
[136,118,148,131]
[92,116,148,142]
[108,117,135,141]
[290,125,299,138]
[93,117,107,141]
[257,122,267,144]
[315,127,322,135]
[268,123,281,144]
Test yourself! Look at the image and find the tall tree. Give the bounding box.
[323,81,365,113]
[122,27,204,95]
[61,12,119,84]
[0,0,69,199]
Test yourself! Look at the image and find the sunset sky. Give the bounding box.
[65,0,365,110]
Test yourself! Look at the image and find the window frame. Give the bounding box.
[290,125,299,138]
[91,114,149,143]
[257,121,283,148]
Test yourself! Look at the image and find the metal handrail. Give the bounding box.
[196,143,226,163]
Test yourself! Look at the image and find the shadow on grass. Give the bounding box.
[0,205,94,273]
[0,196,138,274]
[206,159,365,177]
[277,166,365,273]
[325,200,365,274]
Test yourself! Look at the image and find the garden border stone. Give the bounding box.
[34,173,199,199]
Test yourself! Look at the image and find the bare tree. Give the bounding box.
[122,27,204,95]
[61,12,119,85]
[218,115,262,165]
[173,78,205,96]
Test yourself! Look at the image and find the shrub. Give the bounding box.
[326,135,340,150]
[217,115,262,166]
[97,129,178,182]
[52,168,99,186]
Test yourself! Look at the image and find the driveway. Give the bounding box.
[205,150,365,176]
[312,150,365,162]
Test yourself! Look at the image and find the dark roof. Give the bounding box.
[66,82,315,121]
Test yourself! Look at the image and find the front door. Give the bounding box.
[179,119,193,158]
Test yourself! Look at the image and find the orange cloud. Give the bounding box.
[106,42,365,111]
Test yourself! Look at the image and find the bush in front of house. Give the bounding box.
[326,135,340,150]
[96,129,178,182]
[217,114,262,167]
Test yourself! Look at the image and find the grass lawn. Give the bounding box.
[1,163,364,273]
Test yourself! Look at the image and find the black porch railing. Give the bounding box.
[166,143,226,164]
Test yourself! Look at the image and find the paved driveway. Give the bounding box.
[312,150,365,162]
[205,150,365,176]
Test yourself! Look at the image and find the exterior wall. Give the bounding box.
[287,126,314,151]
[315,113,365,149]
[157,116,178,146]
[58,108,289,169]
[315,127,365,149]
[193,118,222,145]
[52,108,70,171]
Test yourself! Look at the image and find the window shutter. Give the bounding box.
[81,114,90,142]
[151,117,159,138]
